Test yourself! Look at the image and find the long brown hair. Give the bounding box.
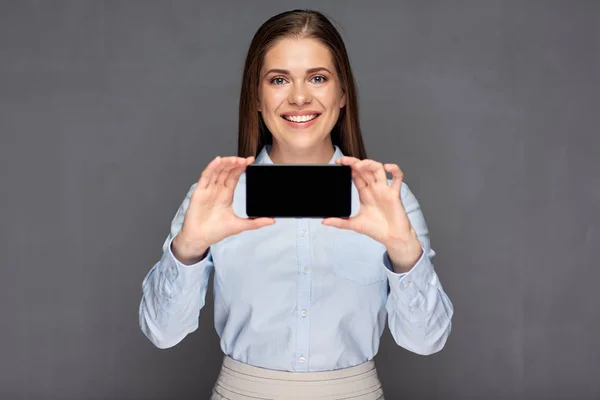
[237,9,368,160]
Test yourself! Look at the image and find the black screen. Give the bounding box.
[245,165,351,218]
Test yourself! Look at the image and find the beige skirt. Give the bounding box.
[210,356,384,399]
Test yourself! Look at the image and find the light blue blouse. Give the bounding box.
[139,145,453,372]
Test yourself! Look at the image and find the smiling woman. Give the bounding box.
[139,9,453,400]
[256,38,347,164]
[237,10,367,165]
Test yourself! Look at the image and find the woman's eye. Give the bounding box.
[311,75,327,83]
[271,77,286,85]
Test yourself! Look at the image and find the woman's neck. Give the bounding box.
[268,141,335,165]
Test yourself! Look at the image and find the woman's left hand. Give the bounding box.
[322,156,423,272]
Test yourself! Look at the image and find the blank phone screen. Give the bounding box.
[245,165,351,218]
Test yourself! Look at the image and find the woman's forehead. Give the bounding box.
[262,38,335,73]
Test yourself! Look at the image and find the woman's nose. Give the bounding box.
[288,83,312,106]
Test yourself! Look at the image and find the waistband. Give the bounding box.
[212,356,384,399]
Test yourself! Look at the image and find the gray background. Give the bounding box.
[1,1,598,399]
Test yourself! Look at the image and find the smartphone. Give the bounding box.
[245,164,352,218]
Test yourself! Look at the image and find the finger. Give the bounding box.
[354,160,377,187]
[384,163,403,193]
[211,156,241,185]
[321,217,354,231]
[361,160,386,184]
[217,158,242,187]
[224,166,244,190]
[336,156,360,165]
[370,161,388,183]
[198,156,222,189]
[351,168,368,191]
[336,157,368,189]
[224,157,254,189]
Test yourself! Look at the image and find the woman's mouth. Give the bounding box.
[281,113,321,128]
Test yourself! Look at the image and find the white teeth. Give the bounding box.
[284,114,318,123]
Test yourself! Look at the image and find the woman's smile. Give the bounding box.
[281,111,322,128]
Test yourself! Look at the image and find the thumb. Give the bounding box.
[321,217,353,230]
[243,217,276,231]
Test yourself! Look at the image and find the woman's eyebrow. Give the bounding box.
[263,67,332,77]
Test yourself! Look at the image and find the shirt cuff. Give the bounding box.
[144,238,209,307]
[161,237,212,291]
[383,246,434,306]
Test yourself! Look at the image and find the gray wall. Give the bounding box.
[1,1,598,399]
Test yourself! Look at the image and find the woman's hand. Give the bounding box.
[322,156,422,272]
[173,156,275,263]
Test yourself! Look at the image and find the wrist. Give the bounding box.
[385,234,422,274]
[172,233,209,265]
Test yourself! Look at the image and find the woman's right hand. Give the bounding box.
[172,156,275,264]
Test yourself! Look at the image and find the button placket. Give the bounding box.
[295,219,311,371]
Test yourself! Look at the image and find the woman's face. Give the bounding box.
[258,38,346,153]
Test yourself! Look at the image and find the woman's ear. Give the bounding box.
[340,92,346,109]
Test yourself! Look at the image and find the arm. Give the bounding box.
[139,184,214,349]
[383,182,454,355]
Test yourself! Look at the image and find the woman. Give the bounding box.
[139,9,453,399]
